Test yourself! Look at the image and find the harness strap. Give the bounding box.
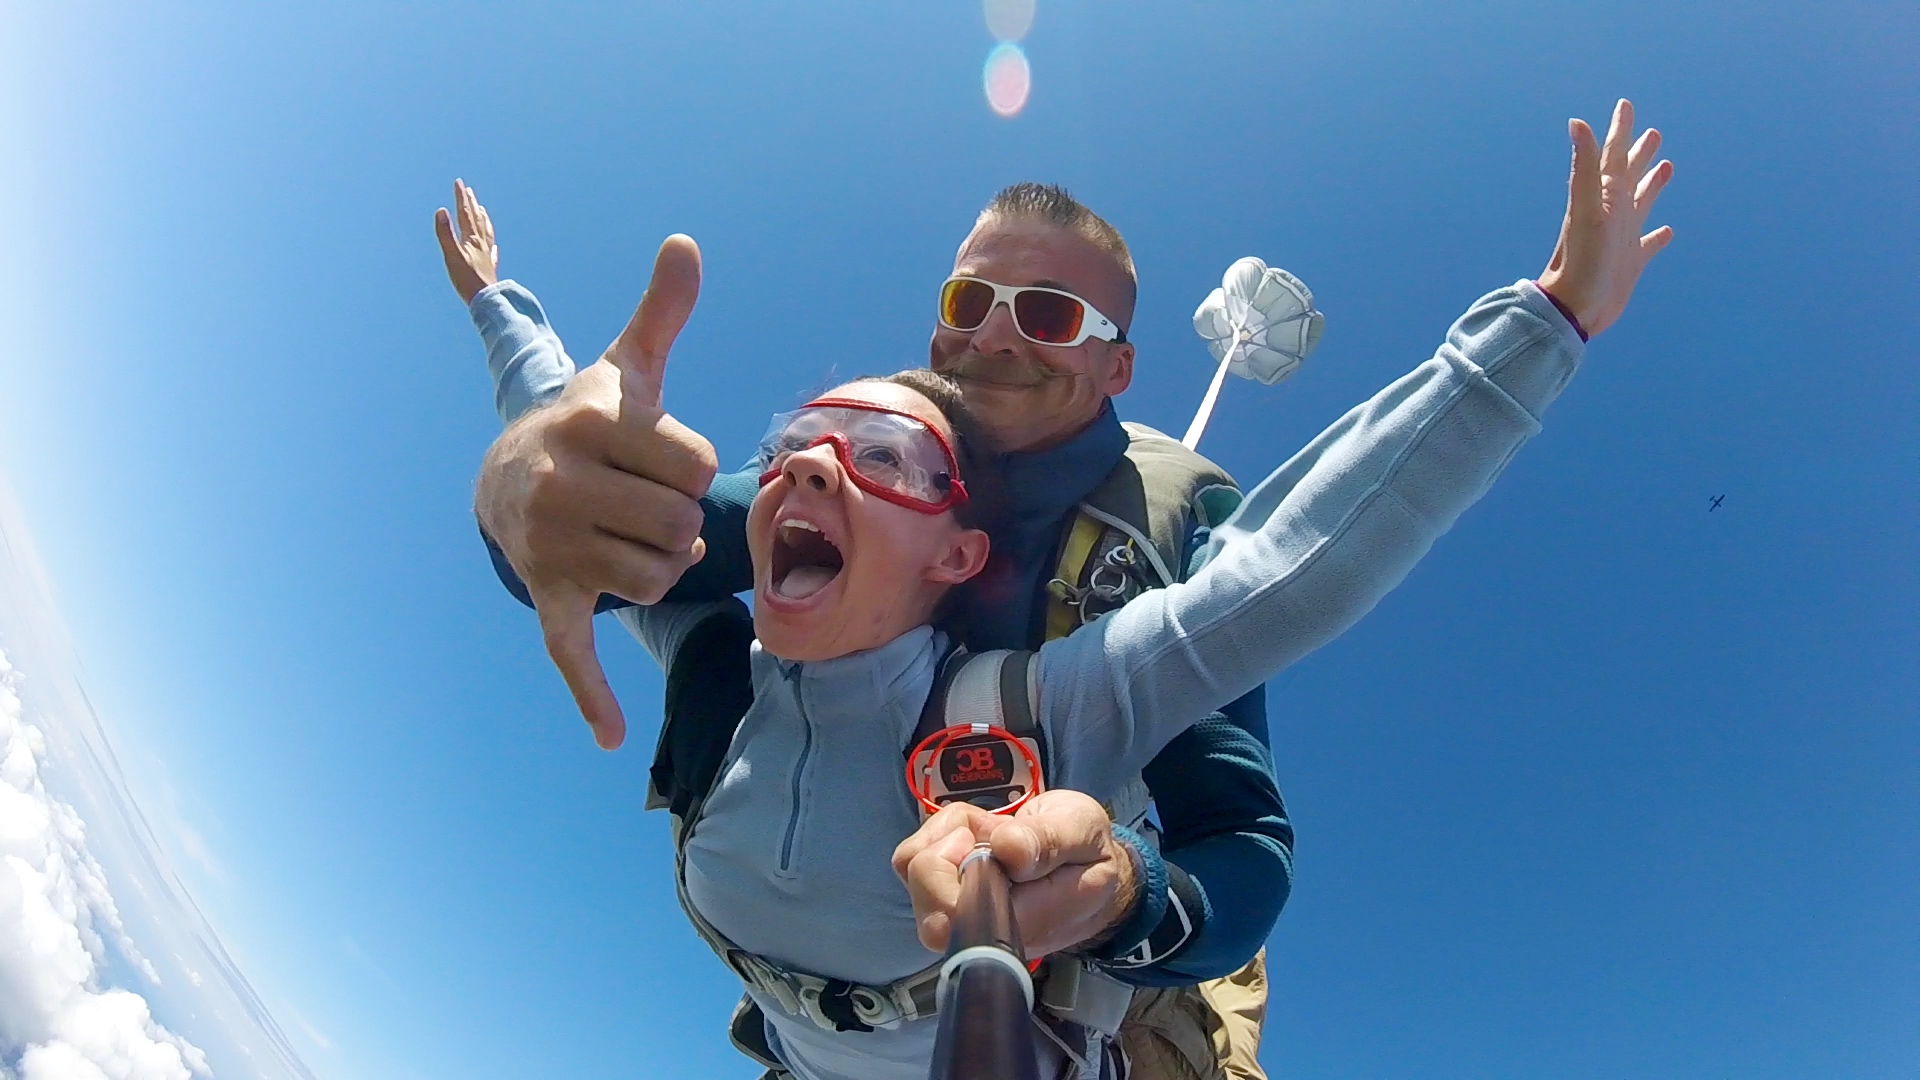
[912,647,1041,746]
[673,805,946,1032]
[1046,512,1109,640]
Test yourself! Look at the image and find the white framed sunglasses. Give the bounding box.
[938,276,1128,348]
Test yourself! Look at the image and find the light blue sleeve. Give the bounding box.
[1038,280,1587,798]
[468,279,579,424]
[615,598,749,672]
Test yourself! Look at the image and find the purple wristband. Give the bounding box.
[1534,282,1590,342]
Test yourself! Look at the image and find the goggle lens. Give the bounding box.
[758,401,969,514]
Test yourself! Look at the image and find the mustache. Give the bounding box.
[939,351,1073,388]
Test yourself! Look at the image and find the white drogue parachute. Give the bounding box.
[1182,257,1326,449]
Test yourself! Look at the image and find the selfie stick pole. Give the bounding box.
[928,844,1041,1080]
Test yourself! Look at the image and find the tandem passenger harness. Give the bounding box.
[645,421,1244,1073]
[653,631,1146,1066]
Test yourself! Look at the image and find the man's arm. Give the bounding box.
[438,180,717,747]
[1094,716,1293,984]
[465,272,759,607]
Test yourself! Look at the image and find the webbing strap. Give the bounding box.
[673,810,945,1032]
[1046,512,1108,641]
[997,651,1037,738]
[911,648,1041,746]
[913,644,973,746]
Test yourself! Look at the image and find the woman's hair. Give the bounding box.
[852,370,1007,636]
[852,369,1006,535]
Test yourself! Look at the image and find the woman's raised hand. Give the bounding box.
[434,179,500,304]
[1537,99,1676,338]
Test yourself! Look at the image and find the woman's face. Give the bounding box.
[748,381,991,662]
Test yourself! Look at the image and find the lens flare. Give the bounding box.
[983,0,1036,42]
[983,43,1031,118]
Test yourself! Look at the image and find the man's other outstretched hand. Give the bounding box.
[435,179,499,304]
[1537,98,1676,338]
[894,792,1139,959]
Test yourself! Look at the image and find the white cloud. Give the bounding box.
[0,652,208,1079]
[0,463,315,1080]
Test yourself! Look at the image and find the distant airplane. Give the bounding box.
[1709,494,1725,512]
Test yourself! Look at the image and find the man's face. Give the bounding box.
[930,216,1136,453]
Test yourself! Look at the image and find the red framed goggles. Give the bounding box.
[756,397,971,515]
[938,276,1127,348]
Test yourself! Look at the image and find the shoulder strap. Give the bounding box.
[649,604,758,822]
[1045,423,1242,638]
[1045,513,1109,641]
[909,647,1043,763]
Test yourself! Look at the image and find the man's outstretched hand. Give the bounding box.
[435,179,499,304]
[1537,98,1676,338]
[893,791,1139,958]
[472,234,717,751]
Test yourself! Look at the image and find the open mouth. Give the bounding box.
[770,518,844,601]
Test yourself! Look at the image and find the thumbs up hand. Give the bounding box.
[474,233,719,751]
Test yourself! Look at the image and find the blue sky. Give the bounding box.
[0,1,1914,1078]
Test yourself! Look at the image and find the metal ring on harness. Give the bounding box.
[1052,540,1150,628]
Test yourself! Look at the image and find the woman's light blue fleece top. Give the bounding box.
[477,281,1584,1080]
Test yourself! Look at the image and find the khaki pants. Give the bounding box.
[1115,950,1269,1080]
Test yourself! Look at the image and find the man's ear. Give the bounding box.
[927,527,991,586]
[1100,341,1135,397]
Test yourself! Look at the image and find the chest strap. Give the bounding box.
[670,809,946,1033]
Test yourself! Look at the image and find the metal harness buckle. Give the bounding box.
[1048,540,1148,627]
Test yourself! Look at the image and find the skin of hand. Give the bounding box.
[1536,98,1676,337]
[892,790,1140,958]
[450,188,718,750]
[434,179,499,304]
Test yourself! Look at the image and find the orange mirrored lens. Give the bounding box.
[1013,290,1085,344]
[940,279,995,331]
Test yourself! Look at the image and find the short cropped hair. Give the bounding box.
[978,182,1137,299]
